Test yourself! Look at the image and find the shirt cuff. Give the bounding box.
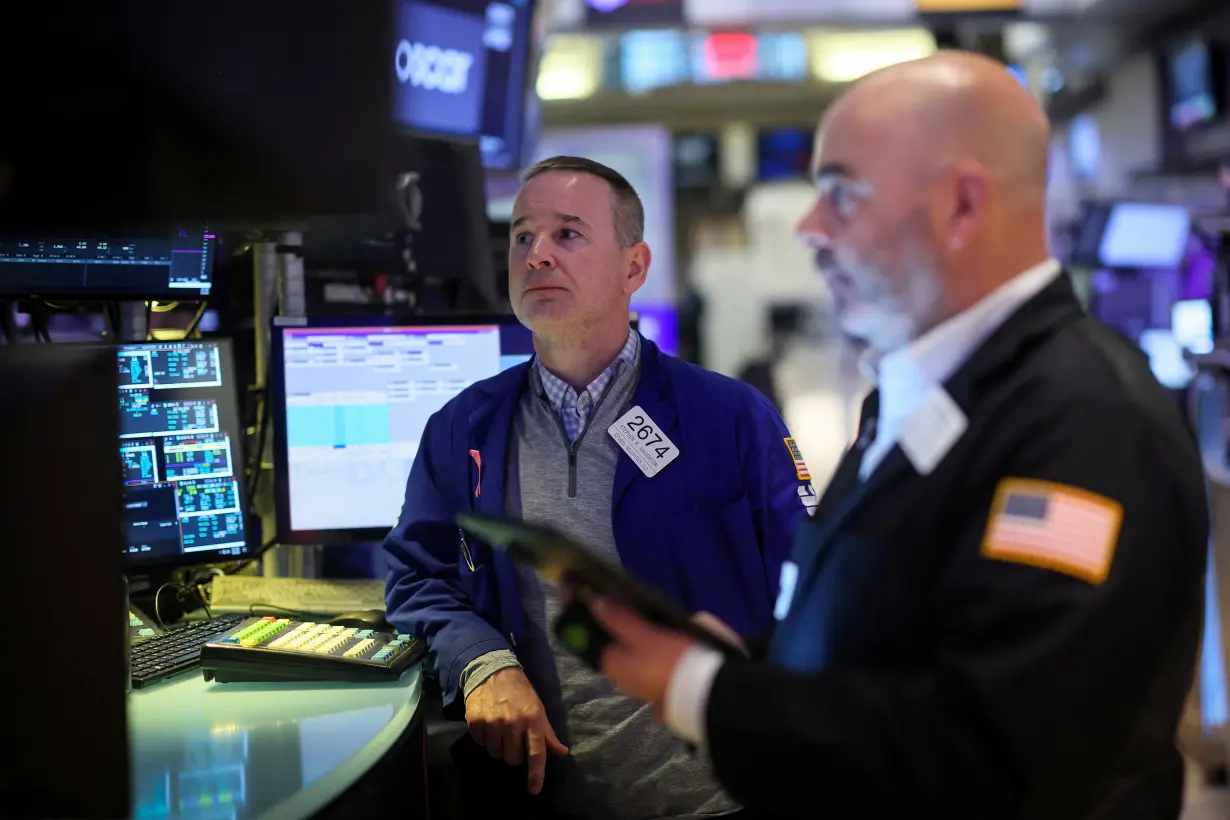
[461,649,522,699]
[664,643,725,746]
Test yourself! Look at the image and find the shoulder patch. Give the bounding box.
[783,437,811,481]
[980,478,1123,585]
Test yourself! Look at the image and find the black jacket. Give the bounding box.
[706,275,1209,820]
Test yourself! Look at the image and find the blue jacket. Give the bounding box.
[383,337,808,713]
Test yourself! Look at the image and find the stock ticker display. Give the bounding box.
[118,341,248,565]
[0,226,215,298]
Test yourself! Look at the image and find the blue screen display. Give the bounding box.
[394,2,489,136]
[392,0,534,169]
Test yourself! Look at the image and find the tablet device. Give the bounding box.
[455,512,743,666]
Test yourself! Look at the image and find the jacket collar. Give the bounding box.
[809,272,1088,545]
[464,332,676,514]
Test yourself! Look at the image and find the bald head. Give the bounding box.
[827,51,1050,204]
[826,51,1047,201]
[797,50,1055,352]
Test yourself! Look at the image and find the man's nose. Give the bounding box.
[795,203,833,249]
[526,235,555,268]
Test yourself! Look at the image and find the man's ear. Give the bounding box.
[624,242,651,295]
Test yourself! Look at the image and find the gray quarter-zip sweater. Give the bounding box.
[490,358,736,820]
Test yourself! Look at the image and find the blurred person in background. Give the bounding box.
[384,157,811,819]
[581,51,1209,819]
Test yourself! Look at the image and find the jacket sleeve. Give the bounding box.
[382,413,513,714]
[705,394,1207,817]
[739,391,811,611]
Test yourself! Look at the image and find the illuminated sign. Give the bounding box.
[620,30,690,94]
[701,33,758,82]
[392,1,487,136]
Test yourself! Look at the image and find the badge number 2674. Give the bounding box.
[608,406,680,478]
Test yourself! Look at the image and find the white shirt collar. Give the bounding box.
[864,258,1062,393]
[855,259,1062,480]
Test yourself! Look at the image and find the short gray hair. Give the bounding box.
[521,155,645,248]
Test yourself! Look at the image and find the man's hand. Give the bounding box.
[465,667,569,795]
[692,610,747,656]
[589,597,695,713]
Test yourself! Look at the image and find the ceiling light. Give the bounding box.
[808,29,937,84]
[536,35,602,101]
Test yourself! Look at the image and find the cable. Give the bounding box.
[152,582,181,630]
[195,583,215,620]
[244,276,281,504]
[154,579,216,628]
[182,300,209,339]
[246,384,271,503]
[224,536,280,576]
[244,602,328,620]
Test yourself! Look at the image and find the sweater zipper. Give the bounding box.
[555,375,623,499]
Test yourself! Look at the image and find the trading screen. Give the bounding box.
[118,341,248,564]
[281,324,531,534]
[0,226,215,298]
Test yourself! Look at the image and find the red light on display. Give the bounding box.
[703,33,757,82]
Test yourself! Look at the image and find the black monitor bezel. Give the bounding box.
[271,312,528,546]
[0,223,220,301]
[103,336,256,571]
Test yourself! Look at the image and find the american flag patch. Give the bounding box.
[981,479,1123,585]
[784,438,811,481]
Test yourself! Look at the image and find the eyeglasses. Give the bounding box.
[815,173,875,224]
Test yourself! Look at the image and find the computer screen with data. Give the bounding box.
[0,225,216,298]
[117,339,250,567]
[271,315,536,543]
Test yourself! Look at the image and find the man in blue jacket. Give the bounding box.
[383,156,810,819]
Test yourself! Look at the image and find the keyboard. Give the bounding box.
[209,575,386,616]
[129,613,250,689]
[199,616,424,683]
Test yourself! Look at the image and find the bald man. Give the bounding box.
[578,52,1209,818]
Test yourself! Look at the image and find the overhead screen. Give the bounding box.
[1070,202,1191,271]
[0,225,216,299]
[1098,203,1191,270]
[391,0,535,169]
[1168,39,1220,132]
[618,29,807,93]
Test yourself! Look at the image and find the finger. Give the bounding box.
[590,597,662,645]
[597,640,642,695]
[544,721,569,756]
[469,722,487,747]
[505,724,525,767]
[525,730,546,795]
[499,722,522,766]
[485,726,504,760]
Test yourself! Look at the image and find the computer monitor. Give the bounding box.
[391,0,537,170]
[1098,203,1191,270]
[0,225,216,299]
[115,339,252,569]
[272,314,536,544]
[0,344,130,817]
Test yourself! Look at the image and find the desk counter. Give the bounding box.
[128,666,423,819]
